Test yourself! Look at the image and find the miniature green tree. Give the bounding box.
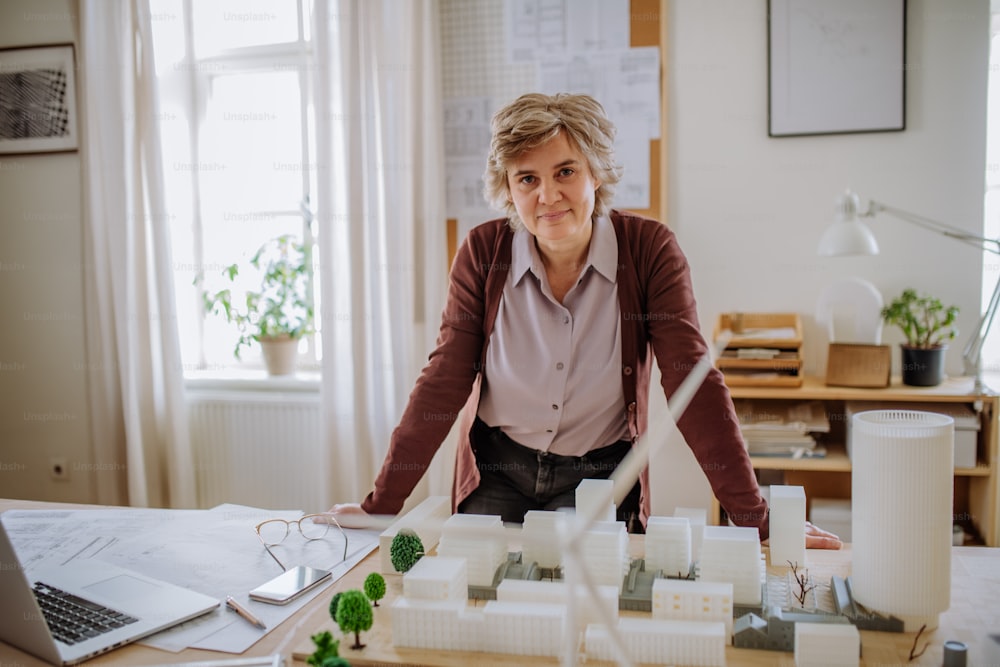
[328,591,343,621]
[305,630,349,667]
[363,572,386,607]
[389,529,424,573]
[335,589,373,650]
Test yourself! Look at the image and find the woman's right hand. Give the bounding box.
[319,503,376,529]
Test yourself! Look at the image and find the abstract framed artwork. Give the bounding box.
[768,0,906,137]
[0,44,78,154]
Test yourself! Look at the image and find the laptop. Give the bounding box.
[0,520,219,665]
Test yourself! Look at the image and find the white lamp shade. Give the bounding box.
[817,219,880,256]
[817,190,880,256]
[851,410,953,630]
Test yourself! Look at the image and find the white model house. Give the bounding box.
[794,622,860,667]
[697,525,765,606]
[652,578,734,643]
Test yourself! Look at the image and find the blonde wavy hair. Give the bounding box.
[483,93,623,230]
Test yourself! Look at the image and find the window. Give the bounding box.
[152,0,320,374]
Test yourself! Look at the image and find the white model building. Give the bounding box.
[481,600,566,657]
[436,513,507,587]
[402,556,467,601]
[697,525,765,606]
[794,622,860,667]
[521,510,564,570]
[674,506,707,563]
[378,495,451,574]
[769,485,806,567]
[392,597,482,651]
[644,515,692,577]
[575,478,616,522]
[585,618,726,666]
[564,520,629,591]
[652,578,734,643]
[496,579,618,637]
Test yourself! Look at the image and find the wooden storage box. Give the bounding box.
[714,313,803,387]
[824,343,891,388]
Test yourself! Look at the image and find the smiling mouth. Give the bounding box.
[539,210,569,220]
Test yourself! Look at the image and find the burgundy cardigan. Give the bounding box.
[361,210,769,538]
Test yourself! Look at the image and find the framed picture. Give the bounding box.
[0,44,78,154]
[768,0,906,137]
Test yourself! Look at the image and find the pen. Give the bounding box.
[226,595,267,630]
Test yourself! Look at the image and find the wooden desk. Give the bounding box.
[3,499,999,666]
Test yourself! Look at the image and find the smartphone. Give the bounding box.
[248,565,332,605]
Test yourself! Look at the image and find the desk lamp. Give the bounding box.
[817,189,1000,394]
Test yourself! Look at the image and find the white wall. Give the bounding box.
[669,0,989,377]
[650,0,989,518]
[0,0,96,503]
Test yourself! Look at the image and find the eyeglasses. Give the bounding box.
[254,513,347,571]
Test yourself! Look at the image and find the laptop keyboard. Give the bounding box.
[33,582,139,645]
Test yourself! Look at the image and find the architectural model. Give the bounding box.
[383,484,900,663]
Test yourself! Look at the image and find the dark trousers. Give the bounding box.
[459,418,643,533]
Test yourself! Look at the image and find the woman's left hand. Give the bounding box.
[804,521,843,549]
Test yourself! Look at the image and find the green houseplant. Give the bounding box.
[880,288,959,386]
[200,234,314,375]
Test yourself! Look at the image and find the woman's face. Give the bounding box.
[506,131,601,248]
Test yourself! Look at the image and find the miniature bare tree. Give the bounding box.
[909,623,930,661]
[787,561,816,607]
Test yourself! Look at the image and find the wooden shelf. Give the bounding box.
[750,444,851,472]
[719,374,1000,547]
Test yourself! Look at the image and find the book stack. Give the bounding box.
[733,399,830,458]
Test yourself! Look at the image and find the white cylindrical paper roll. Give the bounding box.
[851,410,953,630]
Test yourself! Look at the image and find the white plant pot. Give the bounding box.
[260,336,298,376]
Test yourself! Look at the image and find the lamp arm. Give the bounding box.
[963,270,1000,393]
[865,201,1000,256]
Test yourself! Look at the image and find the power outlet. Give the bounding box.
[50,457,70,481]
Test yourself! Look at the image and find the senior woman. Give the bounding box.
[329,92,841,548]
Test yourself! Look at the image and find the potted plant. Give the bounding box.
[199,234,314,375]
[880,288,959,386]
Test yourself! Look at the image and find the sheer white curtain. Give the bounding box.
[313,0,448,507]
[78,0,196,508]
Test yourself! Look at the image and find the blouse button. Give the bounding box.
[556,362,565,370]
[552,404,559,410]
[623,366,633,376]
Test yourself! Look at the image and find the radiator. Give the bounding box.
[187,390,325,512]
